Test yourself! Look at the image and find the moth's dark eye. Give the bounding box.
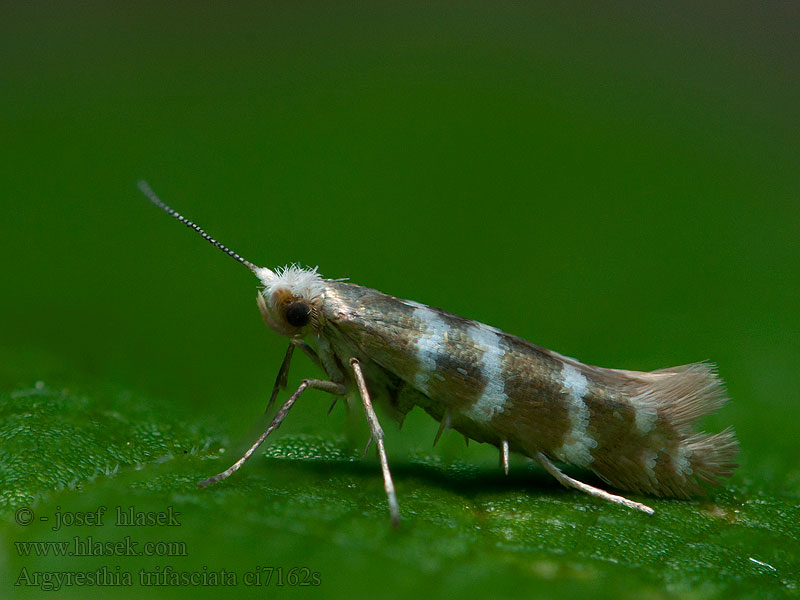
[285,302,311,328]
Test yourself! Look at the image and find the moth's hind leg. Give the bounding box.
[349,358,401,527]
[535,452,654,515]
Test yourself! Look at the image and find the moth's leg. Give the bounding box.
[200,378,346,488]
[316,336,347,415]
[500,440,510,475]
[292,338,323,369]
[534,452,654,515]
[266,343,295,413]
[349,358,401,528]
[266,339,324,413]
[316,336,345,383]
[432,410,451,447]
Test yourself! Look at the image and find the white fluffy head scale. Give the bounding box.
[257,264,326,303]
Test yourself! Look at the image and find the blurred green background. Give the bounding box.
[1,2,798,599]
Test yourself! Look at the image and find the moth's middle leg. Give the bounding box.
[349,358,401,528]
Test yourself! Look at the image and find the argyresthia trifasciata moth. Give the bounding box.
[139,181,737,525]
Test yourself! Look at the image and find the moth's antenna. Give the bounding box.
[138,180,259,273]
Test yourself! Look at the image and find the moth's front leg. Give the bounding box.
[199,377,347,488]
[267,339,325,412]
[349,358,400,528]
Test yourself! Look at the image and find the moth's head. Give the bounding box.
[255,265,326,337]
[137,181,326,339]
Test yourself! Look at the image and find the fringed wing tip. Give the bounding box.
[592,362,738,499]
[685,426,739,487]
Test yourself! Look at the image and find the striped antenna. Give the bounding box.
[138,180,259,272]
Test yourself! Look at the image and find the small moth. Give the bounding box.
[139,181,737,525]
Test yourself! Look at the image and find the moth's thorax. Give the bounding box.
[256,265,327,336]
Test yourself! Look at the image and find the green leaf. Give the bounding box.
[1,382,797,599]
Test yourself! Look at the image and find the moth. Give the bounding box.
[139,181,737,525]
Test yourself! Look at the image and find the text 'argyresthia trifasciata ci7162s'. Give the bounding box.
[138,181,737,526]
